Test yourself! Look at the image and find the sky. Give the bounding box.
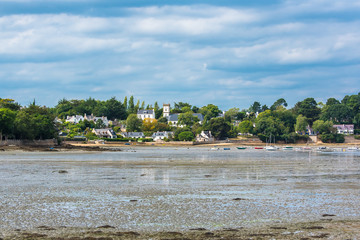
[0,0,360,110]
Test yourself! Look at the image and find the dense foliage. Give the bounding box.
[1,92,360,142]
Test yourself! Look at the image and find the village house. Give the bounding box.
[152,131,173,141]
[120,132,145,139]
[137,109,155,120]
[333,124,354,135]
[65,115,84,124]
[92,128,117,139]
[196,131,215,143]
[66,113,110,126]
[163,104,204,127]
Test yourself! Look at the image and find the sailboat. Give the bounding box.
[265,134,277,151]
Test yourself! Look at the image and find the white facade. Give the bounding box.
[137,109,155,120]
[65,115,84,124]
[163,104,170,117]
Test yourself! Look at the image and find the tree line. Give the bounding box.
[1,92,359,142]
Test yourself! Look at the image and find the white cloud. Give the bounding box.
[0,3,360,108]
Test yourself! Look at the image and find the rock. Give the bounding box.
[233,198,246,201]
[190,228,207,231]
[322,214,336,217]
[303,226,324,230]
[97,225,115,229]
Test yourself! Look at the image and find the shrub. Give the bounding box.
[320,133,345,143]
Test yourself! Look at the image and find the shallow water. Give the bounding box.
[1,147,360,231]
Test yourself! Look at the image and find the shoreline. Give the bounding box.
[1,219,359,239]
[0,140,359,152]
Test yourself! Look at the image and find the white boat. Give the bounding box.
[347,147,359,151]
[210,147,219,151]
[317,146,333,152]
[265,145,277,151]
[265,134,277,151]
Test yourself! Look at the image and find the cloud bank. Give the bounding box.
[0,0,359,109]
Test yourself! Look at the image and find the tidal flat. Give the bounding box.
[1,147,360,239]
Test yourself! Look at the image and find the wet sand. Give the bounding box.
[1,220,360,239]
[1,148,360,239]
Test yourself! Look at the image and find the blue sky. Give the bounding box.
[0,0,359,110]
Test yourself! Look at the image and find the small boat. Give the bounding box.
[254,147,263,149]
[210,147,219,151]
[223,147,231,150]
[124,143,131,145]
[265,145,277,151]
[302,147,312,151]
[317,146,333,152]
[283,146,293,150]
[347,147,359,151]
[237,147,247,150]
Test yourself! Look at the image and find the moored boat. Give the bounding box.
[265,145,277,151]
[317,146,333,152]
[237,147,247,150]
[283,146,293,150]
[254,147,264,149]
[224,147,231,150]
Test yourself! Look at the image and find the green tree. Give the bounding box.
[295,115,308,133]
[238,120,253,135]
[105,97,127,120]
[178,112,199,127]
[249,101,261,113]
[181,106,192,113]
[0,99,21,111]
[254,110,285,138]
[321,104,353,123]
[128,96,135,114]
[312,120,335,134]
[200,104,221,118]
[225,107,240,121]
[123,96,128,110]
[270,98,288,111]
[293,98,321,125]
[126,114,142,132]
[0,108,16,140]
[15,105,57,140]
[178,131,194,141]
[205,117,231,139]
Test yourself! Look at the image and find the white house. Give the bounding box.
[152,131,173,141]
[137,109,155,120]
[333,124,354,135]
[120,132,145,139]
[65,115,84,124]
[85,114,109,126]
[92,128,117,139]
[66,114,109,126]
[162,104,204,127]
[196,131,215,143]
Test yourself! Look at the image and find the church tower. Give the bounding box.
[163,103,170,117]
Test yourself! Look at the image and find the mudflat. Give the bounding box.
[1,148,359,239]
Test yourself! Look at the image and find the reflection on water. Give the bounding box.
[0,148,360,231]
